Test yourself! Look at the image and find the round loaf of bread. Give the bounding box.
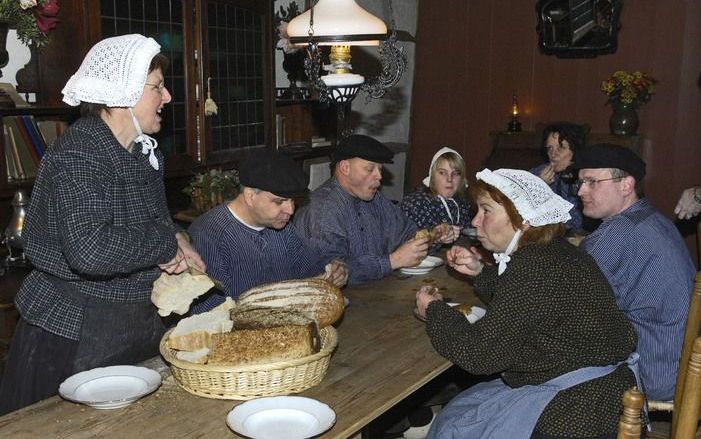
[235,278,344,328]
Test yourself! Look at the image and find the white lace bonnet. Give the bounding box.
[475,168,573,226]
[422,146,468,188]
[62,34,161,107]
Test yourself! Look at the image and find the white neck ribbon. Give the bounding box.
[129,108,159,170]
[493,229,522,275]
[438,195,460,225]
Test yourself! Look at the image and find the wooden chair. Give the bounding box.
[618,387,644,439]
[646,272,701,435]
[621,336,701,439]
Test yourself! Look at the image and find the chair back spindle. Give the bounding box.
[618,386,644,439]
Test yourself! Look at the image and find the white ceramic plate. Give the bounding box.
[227,396,336,439]
[58,365,161,409]
[399,256,444,275]
[414,303,487,324]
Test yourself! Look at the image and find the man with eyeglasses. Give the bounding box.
[575,143,695,401]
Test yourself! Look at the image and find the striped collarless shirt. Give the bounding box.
[581,198,695,400]
[294,177,417,285]
[188,204,325,313]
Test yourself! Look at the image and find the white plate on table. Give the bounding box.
[58,365,161,410]
[227,396,336,439]
[399,256,444,275]
[414,303,487,324]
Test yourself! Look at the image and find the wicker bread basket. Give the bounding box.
[159,326,338,400]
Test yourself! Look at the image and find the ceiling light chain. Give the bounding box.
[361,0,406,100]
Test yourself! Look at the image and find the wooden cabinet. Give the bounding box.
[275,99,337,149]
[485,130,641,171]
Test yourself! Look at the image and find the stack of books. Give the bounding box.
[3,115,66,181]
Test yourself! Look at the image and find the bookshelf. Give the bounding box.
[0,107,78,199]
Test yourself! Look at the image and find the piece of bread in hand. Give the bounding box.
[166,298,235,351]
[453,303,473,317]
[414,228,434,243]
[152,270,215,317]
[207,324,318,366]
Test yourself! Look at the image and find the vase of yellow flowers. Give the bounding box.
[601,71,656,136]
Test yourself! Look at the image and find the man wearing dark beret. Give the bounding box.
[187,150,348,313]
[295,134,430,285]
[575,143,695,401]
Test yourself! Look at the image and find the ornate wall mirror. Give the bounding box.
[536,0,623,58]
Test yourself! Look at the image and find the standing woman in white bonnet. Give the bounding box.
[0,34,205,415]
[415,169,638,439]
[399,147,472,249]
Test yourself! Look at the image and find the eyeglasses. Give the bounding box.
[144,82,166,94]
[576,177,622,188]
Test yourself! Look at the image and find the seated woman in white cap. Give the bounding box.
[415,169,639,439]
[0,34,205,415]
[399,147,472,250]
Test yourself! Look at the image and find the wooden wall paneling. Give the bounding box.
[410,0,701,260]
[36,0,97,105]
[461,0,493,180]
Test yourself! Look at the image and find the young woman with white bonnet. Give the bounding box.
[400,147,471,248]
[415,169,639,439]
[0,34,205,415]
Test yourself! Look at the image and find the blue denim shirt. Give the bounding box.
[581,198,696,400]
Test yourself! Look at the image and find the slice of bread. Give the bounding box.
[230,306,316,330]
[207,324,318,366]
[175,347,210,364]
[152,270,215,317]
[167,298,235,351]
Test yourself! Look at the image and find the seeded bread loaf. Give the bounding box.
[207,324,318,366]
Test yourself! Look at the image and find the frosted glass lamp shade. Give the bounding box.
[287,0,387,46]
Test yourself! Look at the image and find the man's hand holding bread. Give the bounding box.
[390,232,430,270]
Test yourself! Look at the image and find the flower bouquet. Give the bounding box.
[183,169,240,214]
[600,71,657,109]
[0,0,59,48]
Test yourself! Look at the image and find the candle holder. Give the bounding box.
[507,91,522,132]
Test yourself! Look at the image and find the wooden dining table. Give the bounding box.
[0,254,483,439]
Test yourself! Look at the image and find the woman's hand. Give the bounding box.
[415,285,443,319]
[446,245,484,276]
[538,164,555,185]
[159,231,206,274]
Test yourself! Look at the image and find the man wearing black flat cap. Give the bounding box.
[295,134,430,285]
[187,150,348,313]
[575,143,695,401]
